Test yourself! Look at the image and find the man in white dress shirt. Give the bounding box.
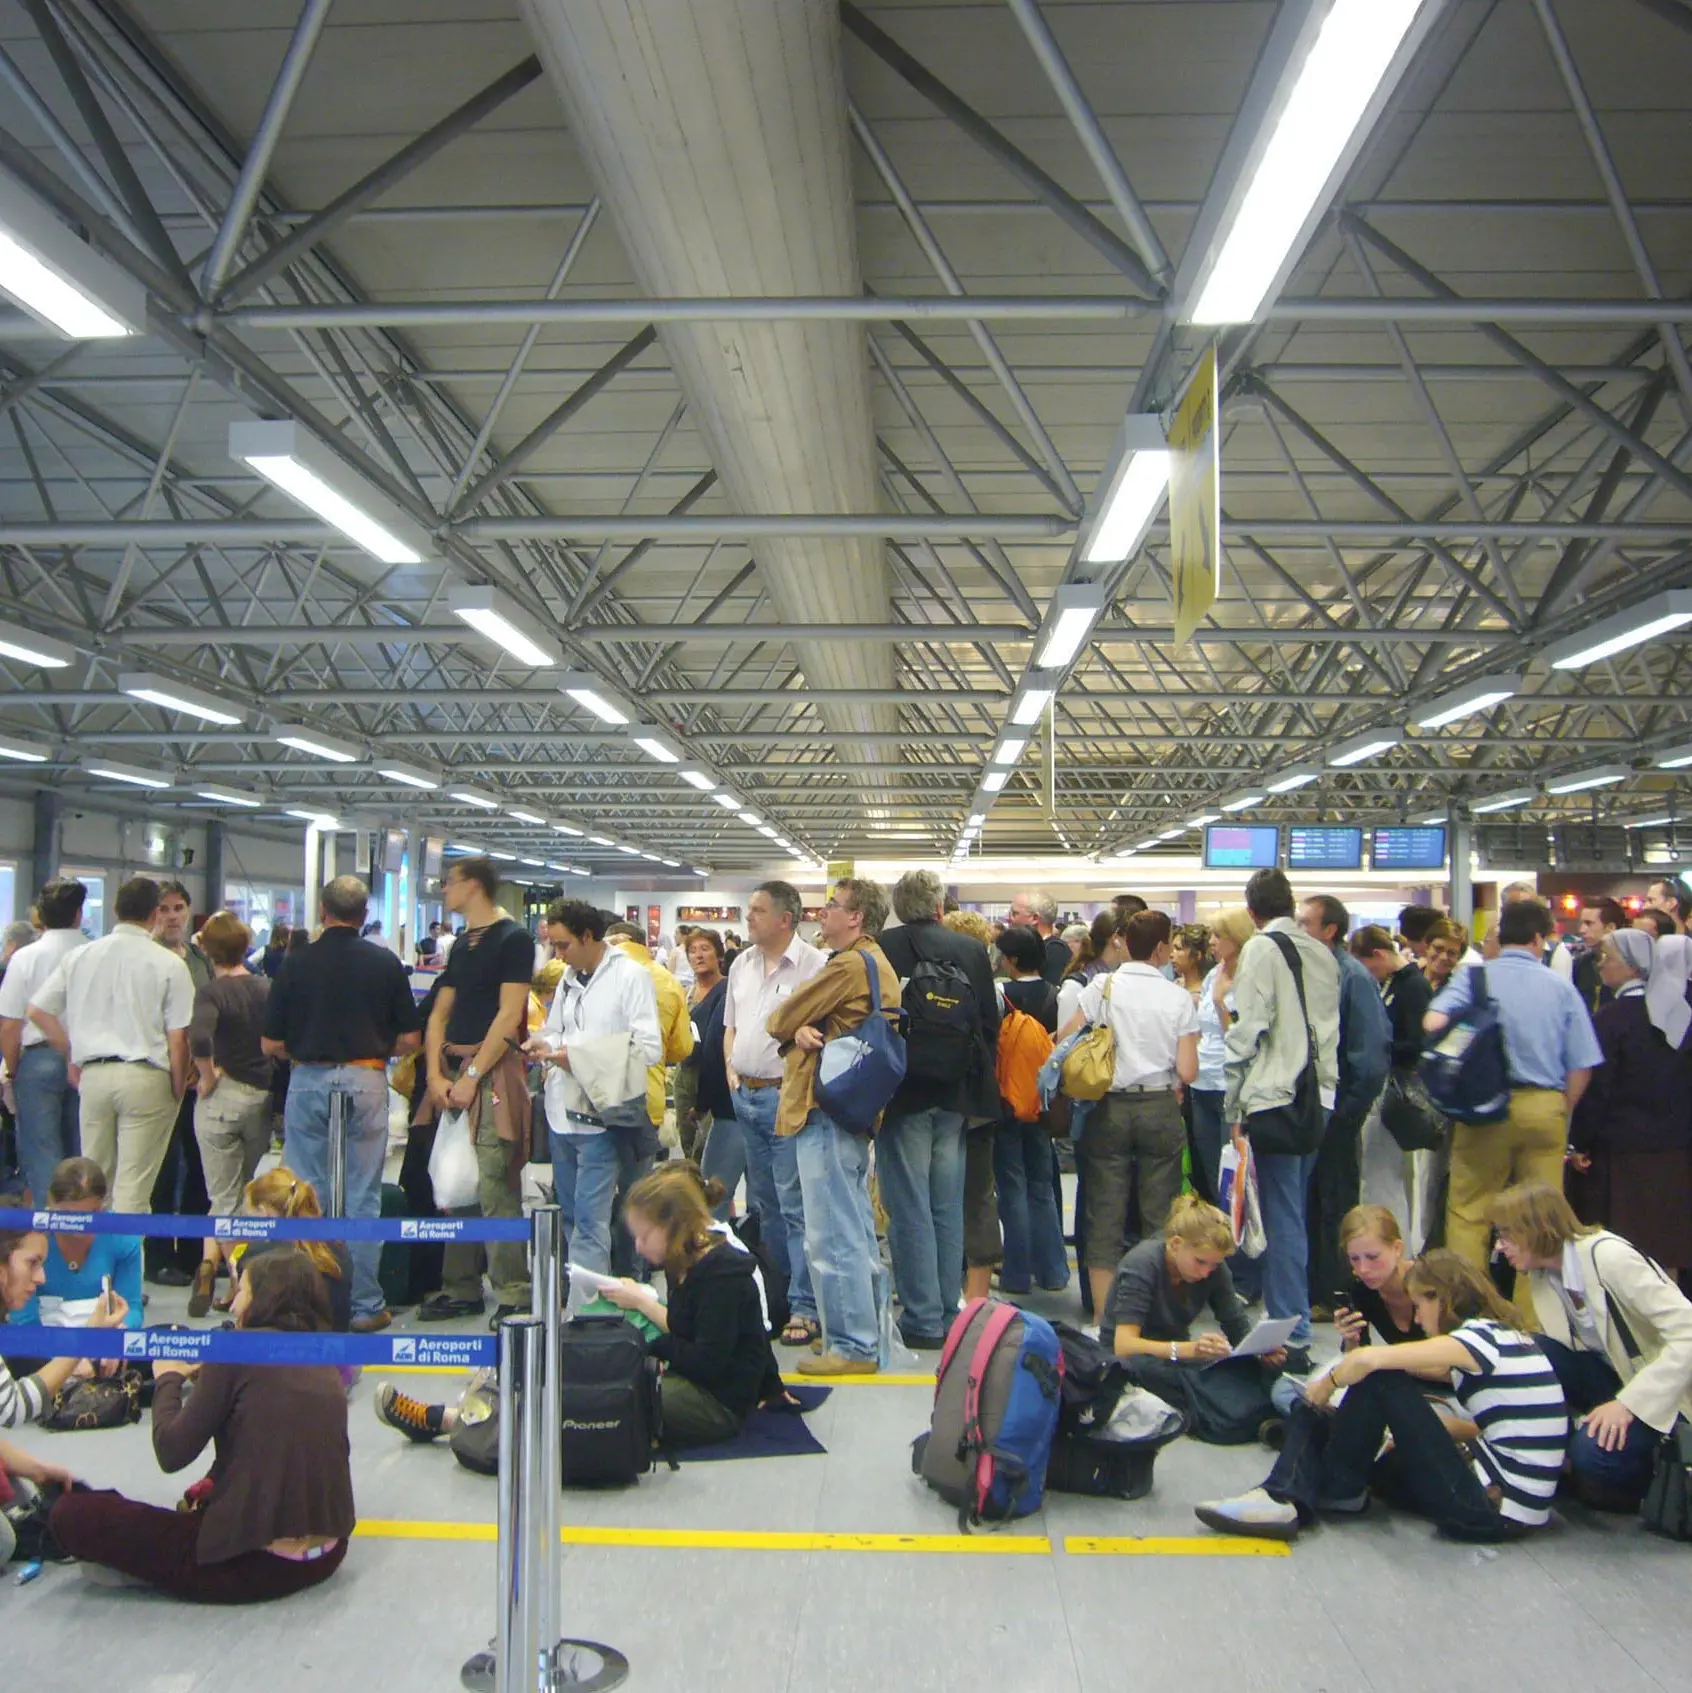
[28,876,194,1216]
[719,880,826,1342]
[0,878,88,1205]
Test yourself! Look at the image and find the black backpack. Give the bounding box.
[558,1314,665,1487]
[1043,1321,1186,1500]
[899,930,981,1086]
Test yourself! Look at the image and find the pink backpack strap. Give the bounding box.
[935,1296,988,1391]
[960,1302,1020,1525]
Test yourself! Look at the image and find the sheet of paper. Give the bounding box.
[1215,1315,1298,1361]
[566,1262,620,1295]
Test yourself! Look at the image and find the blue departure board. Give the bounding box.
[1372,826,1447,872]
[1287,825,1363,871]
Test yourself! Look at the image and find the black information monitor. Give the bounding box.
[1204,824,1281,870]
[1287,825,1364,871]
[1372,825,1447,872]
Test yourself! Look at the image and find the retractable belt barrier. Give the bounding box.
[0,1207,530,1244]
[0,1323,496,1368]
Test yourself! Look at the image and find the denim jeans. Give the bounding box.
[550,1130,622,1276]
[1537,1335,1661,1507]
[699,1110,747,1222]
[1265,1371,1525,1542]
[877,1106,965,1341]
[283,1064,390,1320]
[14,1042,79,1208]
[1190,1087,1261,1302]
[1255,1143,1319,1349]
[733,1085,815,1321]
[609,1130,654,1279]
[794,1109,880,1361]
[994,1119,1070,1292]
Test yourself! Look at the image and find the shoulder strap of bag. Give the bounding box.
[1590,1233,1661,1363]
[861,947,881,1016]
[960,1302,1020,1531]
[1265,931,1319,1078]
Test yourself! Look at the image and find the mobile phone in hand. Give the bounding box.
[101,1273,113,1314]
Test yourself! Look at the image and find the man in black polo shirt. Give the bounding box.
[417,856,535,1324]
[262,875,422,1332]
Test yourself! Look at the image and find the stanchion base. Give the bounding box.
[459,1640,628,1693]
[552,1639,630,1691]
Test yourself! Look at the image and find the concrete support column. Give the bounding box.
[1177,888,1197,922]
[1449,814,1474,927]
[30,790,61,904]
[203,821,226,917]
[303,826,322,932]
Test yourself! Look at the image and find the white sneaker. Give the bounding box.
[1194,1486,1301,1541]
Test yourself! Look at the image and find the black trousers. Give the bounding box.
[1265,1370,1526,1542]
[145,1089,210,1275]
[1306,1105,1368,1306]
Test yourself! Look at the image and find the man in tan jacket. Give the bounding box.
[768,878,901,1377]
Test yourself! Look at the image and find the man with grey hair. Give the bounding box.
[768,877,902,1375]
[877,870,999,1346]
[1008,888,1071,986]
[262,875,423,1332]
[721,879,826,1343]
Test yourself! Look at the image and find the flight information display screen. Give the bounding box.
[1204,824,1281,870]
[1373,825,1447,872]
[1287,825,1363,871]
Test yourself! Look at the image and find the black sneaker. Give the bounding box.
[899,1331,947,1351]
[417,1293,486,1323]
[146,1266,193,1288]
[487,1303,527,1332]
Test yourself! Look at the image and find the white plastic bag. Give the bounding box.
[428,1108,479,1210]
[1217,1137,1267,1259]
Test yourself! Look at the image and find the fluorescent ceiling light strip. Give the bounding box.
[1471,789,1536,815]
[0,622,73,668]
[713,793,742,810]
[82,759,170,790]
[967,813,986,827]
[1266,766,1319,794]
[661,859,680,868]
[1413,673,1522,730]
[1034,585,1108,670]
[679,769,717,791]
[1220,793,1264,813]
[982,771,1009,793]
[632,735,680,765]
[1542,592,1692,671]
[1082,413,1171,565]
[275,727,360,764]
[1545,764,1628,796]
[0,732,51,763]
[588,835,614,847]
[447,585,559,667]
[245,454,421,566]
[992,737,1028,767]
[1189,0,1433,325]
[520,858,544,867]
[506,808,547,825]
[377,763,440,790]
[1655,743,1692,770]
[552,822,584,836]
[450,789,500,810]
[120,672,244,727]
[1327,729,1402,768]
[1187,813,1220,828]
[0,176,145,338]
[616,844,641,856]
[285,807,340,827]
[196,787,262,808]
[446,842,485,854]
[1010,686,1055,727]
[1621,815,1674,829]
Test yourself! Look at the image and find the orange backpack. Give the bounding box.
[996,1005,1055,1124]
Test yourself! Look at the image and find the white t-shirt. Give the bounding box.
[723,936,827,1080]
[0,928,87,1052]
[1078,961,1199,1091]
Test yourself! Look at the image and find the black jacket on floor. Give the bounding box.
[652,1241,783,1418]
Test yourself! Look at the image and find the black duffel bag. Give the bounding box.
[1641,1416,1692,1541]
[1379,1069,1449,1154]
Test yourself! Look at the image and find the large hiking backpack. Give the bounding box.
[911,1298,1063,1529]
[1419,964,1511,1126]
[899,934,981,1086]
[814,951,907,1134]
[996,1006,1054,1124]
[558,1313,664,1486]
[1043,1321,1187,1499]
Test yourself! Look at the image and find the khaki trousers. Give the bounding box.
[1446,1086,1567,1315]
[77,1062,180,1214]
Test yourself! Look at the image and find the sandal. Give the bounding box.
[780,1316,821,1348]
[187,1261,217,1320]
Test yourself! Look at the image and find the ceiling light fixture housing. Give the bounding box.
[447,584,561,668]
[0,621,74,669]
[195,786,263,809]
[1471,788,1537,815]
[80,756,171,791]
[559,672,634,725]
[1545,762,1630,796]
[119,671,245,727]
[375,760,440,790]
[679,768,717,791]
[0,731,51,763]
[630,726,682,765]
[1413,673,1523,730]
[230,419,433,565]
[1009,682,1056,727]
[1034,583,1109,670]
[1541,590,1692,671]
[0,174,146,338]
[274,724,361,763]
[1327,726,1404,768]
[285,807,341,828]
[1654,741,1692,771]
[449,786,501,811]
[1266,764,1320,794]
[1081,413,1171,564]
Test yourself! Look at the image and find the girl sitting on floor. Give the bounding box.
[1196,1250,1569,1543]
[50,1249,356,1602]
[0,1226,131,1427]
[233,1168,352,1331]
[597,1162,786,1445]
[1333,1203,1427,1351]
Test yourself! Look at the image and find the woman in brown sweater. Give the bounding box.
[49,1250,355,1603]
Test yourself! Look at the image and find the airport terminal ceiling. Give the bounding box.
[0,0,1689,879]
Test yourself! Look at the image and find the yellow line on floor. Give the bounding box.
[354,1520,1044,1554]
[1064,1535,1290,1558]
[354,1521,1287,1557]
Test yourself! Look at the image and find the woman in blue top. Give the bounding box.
[9,1157,143,1331]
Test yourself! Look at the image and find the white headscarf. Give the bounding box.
[1646,933,1692,1049]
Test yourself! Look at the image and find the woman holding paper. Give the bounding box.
[1100,1195,1288,1443]
[1197,1250,1568,1543]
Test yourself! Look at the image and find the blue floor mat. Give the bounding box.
[668,1385,831,1463]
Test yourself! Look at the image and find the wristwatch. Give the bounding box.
[464,1062,482,1080]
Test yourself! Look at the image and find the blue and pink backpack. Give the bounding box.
[911,1298,1064,1530]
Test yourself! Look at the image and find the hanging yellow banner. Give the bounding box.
[1168,345,1220,646]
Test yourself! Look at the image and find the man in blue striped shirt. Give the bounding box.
[1425,899,1602,1292]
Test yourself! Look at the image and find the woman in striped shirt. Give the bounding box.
[1197,1249,1568,1542]
[0,1226,132,1427]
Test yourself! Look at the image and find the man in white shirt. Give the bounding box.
[720,880,826,1343]
[528,898,661,1275]
[668,927,696,990]
[0,878,88,1205]
[28,875,194,1217]
[1058,910,1199,1320]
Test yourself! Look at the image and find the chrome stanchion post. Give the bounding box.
[531,1206,563,1681]
[327,1087,348,1217]
[462,1314,541,1693]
